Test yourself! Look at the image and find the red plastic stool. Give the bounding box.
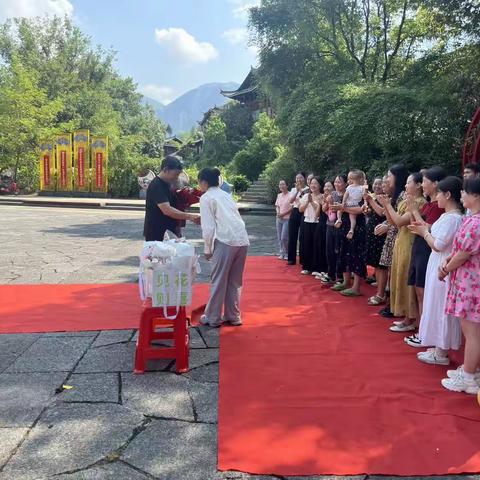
[134,305,189,374]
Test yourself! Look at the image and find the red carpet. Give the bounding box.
[2,258,480,476]
[217,257,480,476]
[0,283,209,334]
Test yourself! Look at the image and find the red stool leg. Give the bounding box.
[175,308,189,373]
[134,308,153,374]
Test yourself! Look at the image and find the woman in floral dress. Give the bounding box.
[440,177,480,395]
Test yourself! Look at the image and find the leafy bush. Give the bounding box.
[229,174,250,193]
[263,145,297,203]
[232,113,281,181]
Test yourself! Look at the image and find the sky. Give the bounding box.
[0,0,259,104]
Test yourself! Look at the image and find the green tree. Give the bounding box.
[0,16,167,196]
[199,115,231,167]
[0,59,62,190]
[247,0,480,182]
[232,113,282,181]
[220,102,254,155]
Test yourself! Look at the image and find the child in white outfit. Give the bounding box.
[336,170,366,240]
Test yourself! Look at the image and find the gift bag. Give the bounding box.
[138,238,199,319]
[151,262,193,316]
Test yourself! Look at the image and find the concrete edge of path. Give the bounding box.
[0,195,275,215]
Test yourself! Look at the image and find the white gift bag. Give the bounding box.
[138,238,199,319]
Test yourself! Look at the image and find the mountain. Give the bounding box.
[143,81,239,134]
[143,97,165,117]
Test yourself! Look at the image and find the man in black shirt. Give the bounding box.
[143,155,200,241]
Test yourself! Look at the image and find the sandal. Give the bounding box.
[368,295,386,306]
[330,283,348,291]
[340,288,362,297]
[346,230,354,240]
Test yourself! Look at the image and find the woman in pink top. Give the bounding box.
[440,177,480,395]
[275,180,292,259]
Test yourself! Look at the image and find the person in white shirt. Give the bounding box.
[198,168,250,328]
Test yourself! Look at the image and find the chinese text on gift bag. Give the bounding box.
[152,267,192,308]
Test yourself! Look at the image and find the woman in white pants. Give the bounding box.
[275,179,292,259]
[408,176,464,364]
[198,168,250,328]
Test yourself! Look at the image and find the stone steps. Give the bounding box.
[241,179,269,204]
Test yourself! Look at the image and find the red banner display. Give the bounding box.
[78,147,85,187]
[39,140,55,191]
[55,134,72,191]
[73,130,90,191]
[91,136,108,193]
[60,151,67,187]
[95,152,103,188]
[43,155,51,187]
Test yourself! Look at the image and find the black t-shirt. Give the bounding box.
[143,176,177,241]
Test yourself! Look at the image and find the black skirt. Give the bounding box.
[365,211,386,268]
[301,216,328,273]
[338,212,367,278]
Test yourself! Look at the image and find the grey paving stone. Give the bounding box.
[198,325,220,347]
[0,428,28,468]
[185,362,219,383]
[74,342,136,373]
[0,372,68,427]
[6,336,93,373]
[122,372,194,421]
[0,334,41,373]
[122,419,217,480]
[42,331,98,337]
[91,329,134,348]
[189,348,219,370]
[0,403,144,480]
[74,342,172,373]
[221,474,279,480]
[188,381,218,424]
[60,373,119,403]
[55,461,150,479]
[189,327,206,348]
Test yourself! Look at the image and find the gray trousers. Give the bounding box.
[204,240,248,324]
[276,218,289,255]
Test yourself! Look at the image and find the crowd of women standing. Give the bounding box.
[275,163,480,395]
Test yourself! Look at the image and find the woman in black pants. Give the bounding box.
[321,175,347,284]
[287,172,308,265]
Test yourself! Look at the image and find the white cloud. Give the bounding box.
[223,27,248,45]
[223,27,258,56]
[228,0,260,20]
[0,0,73,21]
[154,27,218,64]
[140,84,175,105]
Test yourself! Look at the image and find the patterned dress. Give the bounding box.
[365,201,386,268]
[445,213,480,323]
[379,192,405,268]
[390,196,426,318]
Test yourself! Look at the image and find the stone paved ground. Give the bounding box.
[0,205,478,480]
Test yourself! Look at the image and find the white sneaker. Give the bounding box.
[199,315,222,328]
[226,318,242,326]
[277,254,284,259]
[446,365,480,382]
[311,271,321,277]
[300,270,311,275]
[389,322,416,332]
[417,349,450,365]
[441,373,479,395]
[404,333,423,347]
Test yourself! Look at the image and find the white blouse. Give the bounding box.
[300,194,321,223]
[199,187,250,255]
